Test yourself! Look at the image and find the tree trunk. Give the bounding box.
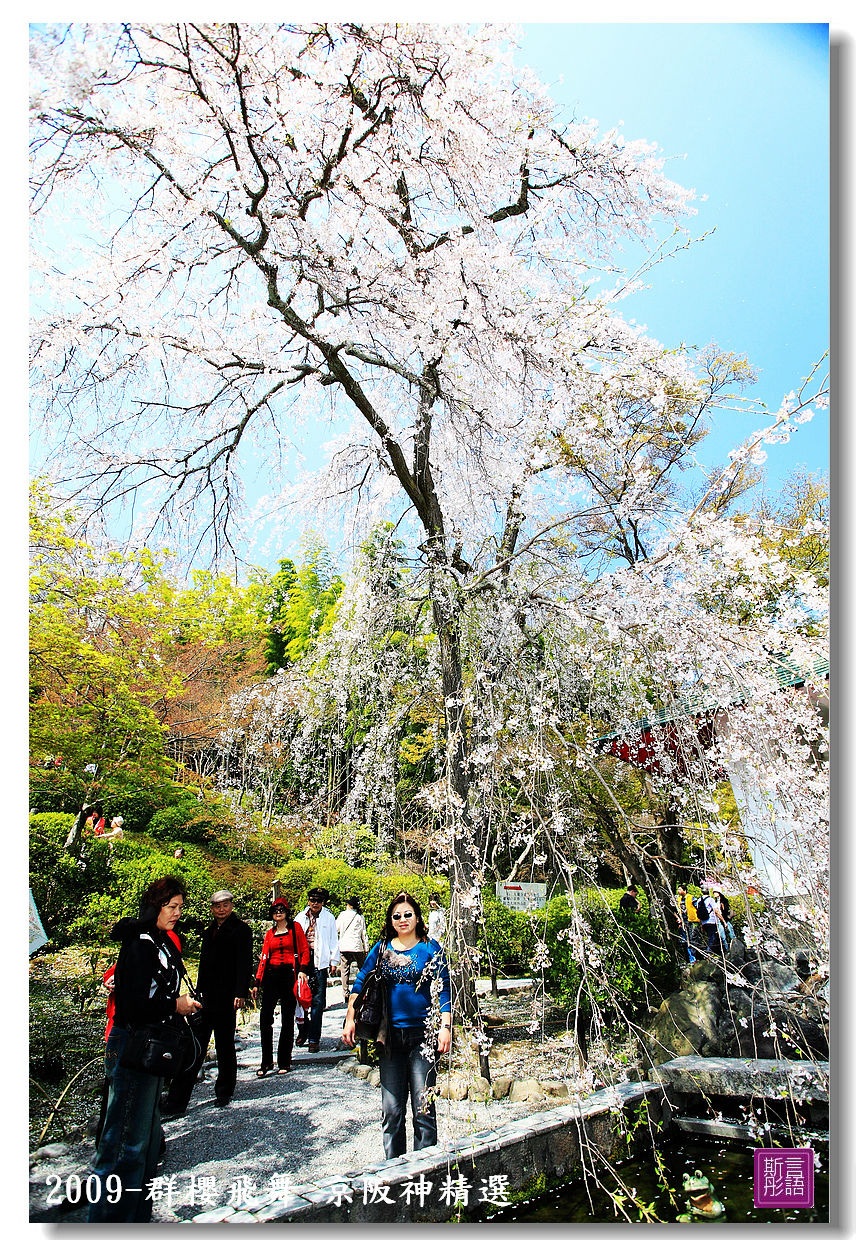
[431,577,491,1081]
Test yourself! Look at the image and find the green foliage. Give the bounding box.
[263,544,344,675]
[303,820,385,868]
[29,949,108,1145]
[29,813,211,946]
[478,891,537,975]
[28,766,203,833]
[538,888,677,1017]
[272,858,448,940]
[145,799,232,846]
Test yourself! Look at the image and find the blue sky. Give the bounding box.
[516,22,829,492]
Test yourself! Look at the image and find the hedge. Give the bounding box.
[29,813,212,947]
[270,858,449,942]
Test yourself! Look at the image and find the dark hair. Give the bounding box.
[382,891,427,942]
[429,892,441,903]
[139,875,187,920]
[270,900,293,927]
[345,895,362,913]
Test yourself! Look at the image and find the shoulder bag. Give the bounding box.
[119,946,197,1077]
[352,944,389,1045]
[120,1020,192,1077]
[290,926,313,1011]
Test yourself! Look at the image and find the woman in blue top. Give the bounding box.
[343,891,452,1159]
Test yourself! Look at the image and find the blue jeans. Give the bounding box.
[306,962,328,1043]
[379,1025,438,1159]
[88,1025,164,1223]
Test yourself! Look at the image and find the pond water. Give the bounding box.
[482,1136,829,1224]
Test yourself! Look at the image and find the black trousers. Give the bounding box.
[164,1001,238,1111]
[259,965,297,1069]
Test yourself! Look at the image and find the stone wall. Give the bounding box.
[190,1079,667,1223]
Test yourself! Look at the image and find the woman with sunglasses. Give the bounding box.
[342,892,451,1158]
[252,899,310,1076]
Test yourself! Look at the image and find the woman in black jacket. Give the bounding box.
[87,876,200,1224]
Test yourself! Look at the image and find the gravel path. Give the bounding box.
[30,981,537,1224]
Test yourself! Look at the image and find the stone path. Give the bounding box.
[29,978,540,1224]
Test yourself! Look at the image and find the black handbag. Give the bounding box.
[352,947,389,1044]
[118,949,197,1077]
[120,1020,192,1077]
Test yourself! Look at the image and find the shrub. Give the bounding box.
[272,859,449,942]
[477,892,536,976]
[538,887,678,1019]
[145,799,236,847]
[29,813,212,947]
[28,767,205,832]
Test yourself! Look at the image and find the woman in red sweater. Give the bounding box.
[252,899,310,1075]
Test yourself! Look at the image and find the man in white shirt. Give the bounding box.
[295,887,340,1052]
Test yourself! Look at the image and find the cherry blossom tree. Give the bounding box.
[30,23,828,1051]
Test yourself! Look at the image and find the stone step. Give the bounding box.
[651,1055,829,1100]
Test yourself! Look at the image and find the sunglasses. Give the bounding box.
[391,911,415,921]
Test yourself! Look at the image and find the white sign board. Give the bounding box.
[495,882,547,912]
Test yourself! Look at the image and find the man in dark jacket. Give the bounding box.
[162,890,253,1115]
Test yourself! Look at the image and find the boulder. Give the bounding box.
[761,961,803,994]
[492,1076,513,1099]
[31,1144,70,1163]
[445,1075,470,1101]
[352,1064,373,1080]
[727,937,746,967]
[369,1068,381,1087]
[645,980,723,1063]
[467,1076,492,1102]
[542,1080,569,1098]
[508,1078,546,1104]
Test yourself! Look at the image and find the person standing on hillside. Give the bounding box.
[697,885,727,954]
[162,890,253,1116]
[674,885,696,964]
[295,888,340,1053]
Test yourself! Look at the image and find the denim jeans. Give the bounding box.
[378,1025,438,1159]
[679,921,696,964]
[87,1025,164,1223]
[306,960,328,1043]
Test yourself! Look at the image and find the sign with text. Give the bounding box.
[753,1148,814,1209]
[495,882,547,912]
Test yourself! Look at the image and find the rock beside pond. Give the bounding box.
[542,1080,570,1098]
[437,1074,470,1101]
[467,1076,492,1102]
[645,981,722,1059]
[643,943,828,1066]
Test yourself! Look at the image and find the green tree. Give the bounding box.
[29,483,179,792]
[262,542,343,674]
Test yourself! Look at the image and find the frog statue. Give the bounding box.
[675,1170,727,1223]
